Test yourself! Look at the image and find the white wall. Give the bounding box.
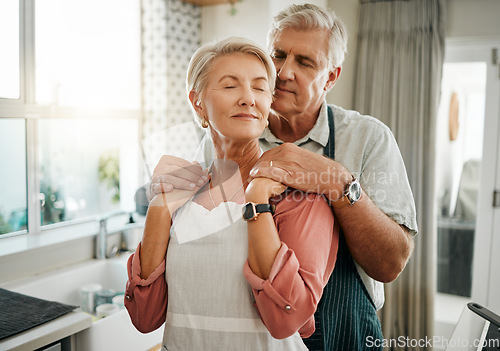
[446,0,500,40]
[269,0,327,17]
[201,0,270,47]
[201,0,327,48]
[326,0,359,109]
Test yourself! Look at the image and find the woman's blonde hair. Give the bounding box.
[186,37,276,124]
[268,3,348,69]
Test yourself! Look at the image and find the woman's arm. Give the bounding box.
[125,244,168,333]
[139,194,174,278]
[244,180,338,339]
[244,178,286,279]
[125,190,195,332]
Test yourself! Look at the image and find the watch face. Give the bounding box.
[349,180,362,203]
[242,203,256,221]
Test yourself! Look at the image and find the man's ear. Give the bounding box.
[324,66,341,92]
[188,90,203,116]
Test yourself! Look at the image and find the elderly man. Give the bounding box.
[147,4,417,350]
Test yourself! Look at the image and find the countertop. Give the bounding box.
[0,310,92,351]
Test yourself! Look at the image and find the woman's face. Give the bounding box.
[199,53,272,143]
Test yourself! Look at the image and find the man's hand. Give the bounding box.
[249,143,351,201]
[250,143,413,283]
[147,155,209,201]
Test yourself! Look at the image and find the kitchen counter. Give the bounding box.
[0,310,92,351]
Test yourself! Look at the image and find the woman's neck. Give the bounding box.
[211,138,261,187]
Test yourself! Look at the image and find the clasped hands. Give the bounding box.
[147,144,349,207]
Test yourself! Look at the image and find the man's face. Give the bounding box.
[270,27,337,118]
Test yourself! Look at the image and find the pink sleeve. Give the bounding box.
[243,191,339,339]
[124,243,168,333]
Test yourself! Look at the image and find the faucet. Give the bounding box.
[96,210,127,259]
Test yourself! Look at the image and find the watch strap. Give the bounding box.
[242,202,275,221]
[254,203,275,215]
[330,193,353,209]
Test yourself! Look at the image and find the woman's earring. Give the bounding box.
[201,119,209,128]
[266,119,269,127]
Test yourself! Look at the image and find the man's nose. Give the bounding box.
[277,57,294,80]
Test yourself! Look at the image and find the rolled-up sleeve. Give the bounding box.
[124,243,168,333]
[243,192,339,339]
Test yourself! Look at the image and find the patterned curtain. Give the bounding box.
[141,0,202,179]
[353,0,445,349]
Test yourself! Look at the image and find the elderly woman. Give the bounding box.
[124,37,339,350]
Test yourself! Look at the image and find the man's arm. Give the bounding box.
[249,143,414,283]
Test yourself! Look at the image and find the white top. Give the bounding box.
[195,102,419,310]
[162,200,306,351]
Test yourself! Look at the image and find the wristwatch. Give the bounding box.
[242,202,275,221]
[330,176,362,209]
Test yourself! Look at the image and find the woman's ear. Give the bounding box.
[189,90,203,116]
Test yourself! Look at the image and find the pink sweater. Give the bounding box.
[125,191,338,339]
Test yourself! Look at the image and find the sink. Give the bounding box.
[2,253,164,351]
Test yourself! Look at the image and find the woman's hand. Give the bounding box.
[245,177,287,203]
[147,155,209,201]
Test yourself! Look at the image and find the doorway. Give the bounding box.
[434,40,500,340]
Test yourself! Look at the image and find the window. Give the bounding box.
[0,1,20,99]
[0,119,27,234]
[38,119,140,226]
[35,0,140,109]
[0,0,141,236]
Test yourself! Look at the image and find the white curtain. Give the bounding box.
[353,0,445,349]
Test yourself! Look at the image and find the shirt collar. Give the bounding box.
[260,101,330,147]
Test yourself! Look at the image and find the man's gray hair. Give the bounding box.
[268,3,348,69]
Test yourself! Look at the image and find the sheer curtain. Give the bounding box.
[353,0,445,348]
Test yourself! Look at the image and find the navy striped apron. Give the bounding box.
[302,106,384,351]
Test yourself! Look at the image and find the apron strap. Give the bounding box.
[303,105,383,351]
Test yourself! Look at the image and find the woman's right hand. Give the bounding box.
[147,155,209,201]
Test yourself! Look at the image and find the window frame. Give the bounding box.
[0,0,143,238]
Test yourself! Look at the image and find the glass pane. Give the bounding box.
[35,0,140,109]
[0,119,27,234]
[38,118,139,225]
[0,0,20,99]
[436,62,486,297]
